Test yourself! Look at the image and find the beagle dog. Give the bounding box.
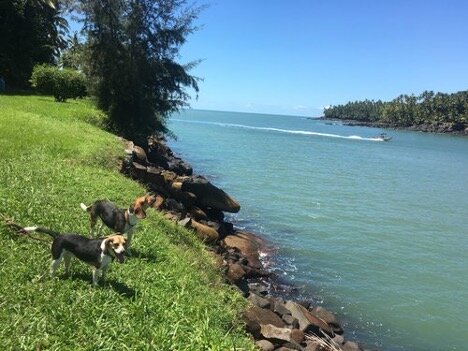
[80,194,156,253]
[21,226,126,286]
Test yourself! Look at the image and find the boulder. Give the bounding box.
[146,167,171,195]
[282,314,299,328]
[190,219,219,243]
[189,206,209,221]
[177,217,192,228]
[222,231,264,269]
[130,162,147,180]
[304,341,321,351]
[152,195,165,210]
[332,334,344,345]
[226,262,246,282]
[243,305,286,330]
[181,176,240,213]
[290,329,305,344]
[260,324,291,343]
[273,299,293,318]
[255,340,275,351]
[284,301,334,336]
[278,341,304,351]
[342,341,360,351]
[248,293,271,309]
[133,145,148,165]
[309,306,343,334]
[167,158,193,176]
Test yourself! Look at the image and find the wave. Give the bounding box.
[171,118,384,142]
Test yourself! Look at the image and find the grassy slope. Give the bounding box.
[0,95,255,350]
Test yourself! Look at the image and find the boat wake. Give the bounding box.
[171,119,384,142]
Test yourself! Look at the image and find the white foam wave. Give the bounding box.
[171,118,382,142]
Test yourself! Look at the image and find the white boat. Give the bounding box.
[375,133,392,141]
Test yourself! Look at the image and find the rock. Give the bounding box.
[248,293,271,309]
[222,231,264,269]
[152,194,165,210]
[204,207,225,221]
[309,306,343,334]
[163,211,182,222]
[177,217,192,228]
[226,262,246,282]
[172,190,197,208]
[282,314,299,328]
[279,341,304,351]
[165,198,185,212]
[290,329,305,344]
[190,219,219,243]
[189,206,209,221]
[255,340,275,351]
[167,158,193,176]
[332,334,344,345]
[146,167,171,194]
[260,324,291,342]
[273,299,292,317]
[132,145,148,165]
[181,176,240,213]
[342,341,360,351]
[284,301,334,336]
[130,161,147,180]
[304,341,321,351]
[243,305,286,330]
[248,282,269,296]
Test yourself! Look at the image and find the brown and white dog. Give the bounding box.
[21,226,126,286]
[80,194,156,254]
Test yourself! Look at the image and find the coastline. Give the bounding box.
[122,134,373,351]
[313,117,468,135]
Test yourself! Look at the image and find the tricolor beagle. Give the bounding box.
[21,226,126,286]
[80,194,156,253]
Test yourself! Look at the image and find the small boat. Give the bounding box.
[375,133,392,141]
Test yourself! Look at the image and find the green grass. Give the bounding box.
[0,95,255,350]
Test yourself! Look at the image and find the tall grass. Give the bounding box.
[0,95,255,350]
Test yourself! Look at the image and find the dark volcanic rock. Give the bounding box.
[181,176,241,213]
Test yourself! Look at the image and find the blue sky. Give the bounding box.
[69,1,468,116]
[177,0,468,116]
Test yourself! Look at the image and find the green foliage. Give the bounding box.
[60,32,86,71]
[31,64,87,102]
[324,90,468,128]
[79,0,202,142]
[0,0,68,89]
[0,95,255,350]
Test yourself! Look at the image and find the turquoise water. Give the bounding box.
[168,110,468,351]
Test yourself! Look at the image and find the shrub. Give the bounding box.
[30,64,87,102]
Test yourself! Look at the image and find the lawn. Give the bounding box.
[0,95,255,350]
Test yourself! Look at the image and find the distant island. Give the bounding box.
[319,90,468,135]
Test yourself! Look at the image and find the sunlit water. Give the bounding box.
[168,110,468,351]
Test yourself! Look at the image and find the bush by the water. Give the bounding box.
[30,64,87,102]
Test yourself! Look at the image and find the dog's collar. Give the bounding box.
[125,209,137,227]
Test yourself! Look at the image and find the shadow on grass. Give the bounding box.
[129,248,159,263]
[61,271,136,299]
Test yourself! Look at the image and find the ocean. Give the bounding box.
[167,109,468,351]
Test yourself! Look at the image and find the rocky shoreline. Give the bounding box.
[314,117,468,135]
[120,134,372,351]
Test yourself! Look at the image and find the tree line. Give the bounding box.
[323,90,468,128]
[0,0,202,142]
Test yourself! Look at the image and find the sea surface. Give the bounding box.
[168,109,468,351]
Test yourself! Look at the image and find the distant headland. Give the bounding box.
[316,90,468,135]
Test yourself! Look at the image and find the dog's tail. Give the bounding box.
[22,226,60,238]
[80,203,90,212]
